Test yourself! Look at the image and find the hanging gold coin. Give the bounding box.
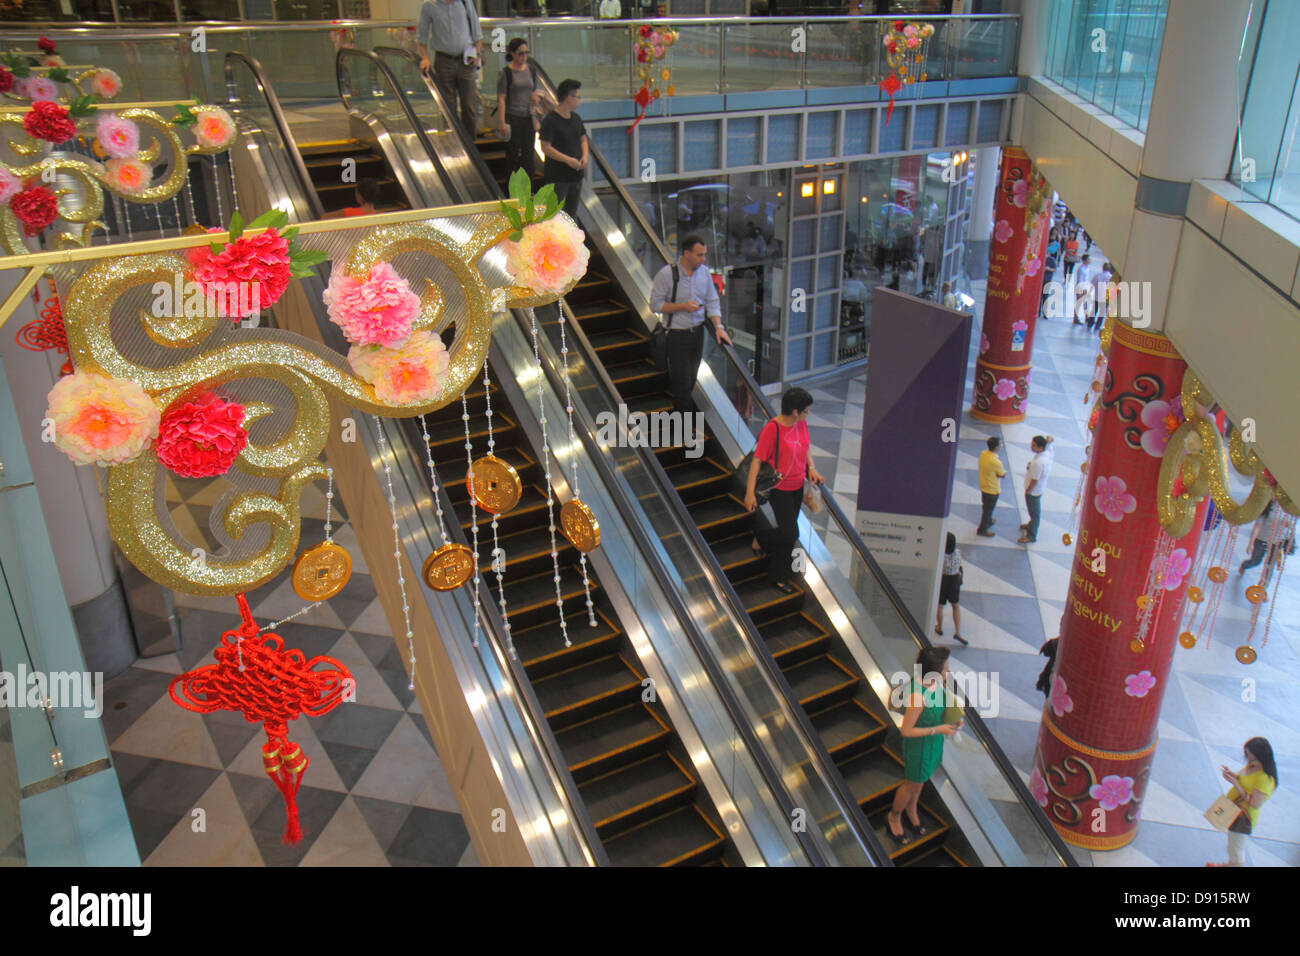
[1179,631,1197,649]
[1062,533,1072,546]
[1136,595,1148,610]
[1207,566,1228,583]
[560,498,600,553]
[1245,585,1267,605]
[467,455,522,514]
[422,543,476,591]
[1186,586,1203,603]
[1235,645,1257,665]
[1129,639,1144,654]
[292,542,353,601]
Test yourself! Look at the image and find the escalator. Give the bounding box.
[298,139,407,214]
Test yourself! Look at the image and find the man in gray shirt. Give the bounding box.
[417,0,484,136]
[649,234,731,415]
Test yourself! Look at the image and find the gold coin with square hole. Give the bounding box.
[1235,645,1257,665]
[292,542,352,601]
[467,455,522,514]
[422,543,475,591]
[560,498,600,552]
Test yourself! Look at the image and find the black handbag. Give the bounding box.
[734,422,783,505]
[650,265,680,375]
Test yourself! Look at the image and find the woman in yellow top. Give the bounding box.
[1209,736,1277,866]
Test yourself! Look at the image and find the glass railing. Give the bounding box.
[1232,0,1300,223]
[372,44,889,865]
[1040,0,1167,133]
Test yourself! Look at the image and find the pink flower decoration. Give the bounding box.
[905,36,920,49]
[193,107,237,149]
[0,168,20,205]
[1024,255,1042,278]
[1029,767,1048,807]
[1088,774,1134,811]
[90,69,122,99]
[502,215,590,295]
[191,227,291,319]
[1092,475,1137,523]
[1011,178,1029,207]
[348,330,450,406]
[45,372,159,467]
[1159,548,1192,591]
[41,55,64,68]
[993,219,1013,243]
[652,42,666,58]
[323,261,420,347]
[105,158,151,195]
[154,394,248,478]
[1011,319,1028,333]
[980,333,990,354]
[903,24,917,37]
[1139,397,1184,457]
[1049,675,1073,718]
[1124,670,1156,698]
[992,377,1017,400]
[21,76,60,103]
[96,114,139,159]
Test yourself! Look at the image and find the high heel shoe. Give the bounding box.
[903,813,930,838]
[887,813,911,847]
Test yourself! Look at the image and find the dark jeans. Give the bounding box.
[1024,491,1042,541]
[758,486,803,585]
[432,53,479,136]
[978,491,999,533]
[666,324,705,415]
[505,113,534,181]
[551,179,581,218]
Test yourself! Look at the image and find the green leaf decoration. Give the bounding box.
[172,104,196,127]
[67,94,97,118]
[290,249,330,270]
[509,230,523,242]
[47,67,69,83]
[525,189,536,223]
[502,203,524,233]
[209,242,224,254]
[248,208,288,232]
[538,186,559,221]
[228,210,243,242]
[281,225,299,242]
[508,168,530,203]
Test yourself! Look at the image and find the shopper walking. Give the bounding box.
[650,234,731,415]
[1071,253,1095,325]
[1208,737,1277,867]
[941,281,959,310]
[976,435,1005,537]
[1238,501,1295,575]
[495,38,542,181]
[887,646,961,847]
[744,387,825,595]
[1086,260,1112,332]
[539,79,588,218]
[1019,435,1054,544]
[416,0,484,137]
[1035,637,1058,698]
[935,533,965,645]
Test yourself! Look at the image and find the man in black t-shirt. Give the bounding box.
[539,78,588,218]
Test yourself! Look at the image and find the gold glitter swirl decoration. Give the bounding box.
[1157,369,1299,538]
[61,210,567,596]
[0,105,235,256]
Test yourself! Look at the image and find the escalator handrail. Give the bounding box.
[223,50,324,222]
[373,44,891,867]
[467,55,1075,868]
[223,50,605,866]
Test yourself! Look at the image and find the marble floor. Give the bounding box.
[796,274,1300,868]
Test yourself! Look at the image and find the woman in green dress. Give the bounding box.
[888,646,961,846]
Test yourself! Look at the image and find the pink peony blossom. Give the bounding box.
[1049,675,1073,718]
[993,377,1017,400]
[994,218,1013,243]
[1011,178,1029,207]
[191,228,291,319]
[0,168,20,205]
[1159,548,1192,591]
[1139,397,1184,457]
[903,24,917,37]
[1124,670,1156,698]
[90,68,122,99]
[1012,319,1028,333]
[1093,475,1137,523]
[502,215,590,294]
[1089,774,1134,811]
[20,76,60,103]
[1024,255,1042,278]
[192,106,236,149]
[45,371,159,466]
[41,55,64,68]
[980,333,990,354]
[324,261,421,347]
[105,158,151,195]
[1029,767,1048,807]
[96,114,139,159]
[348,330,450,406]
[905,36,920,49]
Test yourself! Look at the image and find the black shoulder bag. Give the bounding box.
[733,421,783,505]
[650,264,678,374]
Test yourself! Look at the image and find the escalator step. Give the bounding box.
[424,411,516,453]
[504,565,604,630]
[602,804,726,867]
[556,703,672,782]
[687,493,749,534]
[910,845,968,867]
[837,747,904,808]
[664,458,730,494]
[732,576,804,622]
[579,752,697,838]
[809,698,888,759]
[760,612,832,664]
[867,804,950,864]
[531,654,642,726]
[515,607,621,674]
[298,139,365,156]
[587,327,648,351]
[484,522,575,576]
[710,534,767,578]
[783,655,858,710]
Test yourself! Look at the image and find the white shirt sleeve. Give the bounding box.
[649,265,672,318]
[1026,456,1042,484]
[703,269,722,321]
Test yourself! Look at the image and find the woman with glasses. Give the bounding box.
[496,37,542,182]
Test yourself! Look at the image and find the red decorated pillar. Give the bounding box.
[971,147,1051,423]
[1029,324,1205,850]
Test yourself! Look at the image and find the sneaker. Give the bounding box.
[1018,535,1035,544]
[977,530,995,537]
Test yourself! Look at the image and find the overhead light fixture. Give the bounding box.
[800,182,815,198]
[822,180,836,195]
[959,151,968,163]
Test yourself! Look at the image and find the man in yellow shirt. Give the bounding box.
[977,436,1006,537]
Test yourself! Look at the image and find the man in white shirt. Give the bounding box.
[1019,435,1054,544]
[416,0,484,136]
[1088,261,1113,332]
[649,234,731,415]
[1071,253,1095,325]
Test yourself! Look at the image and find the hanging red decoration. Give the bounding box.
[878,20,934,125]
[628,26,678,134]
[169,595,353,843]
[15,287,73,375]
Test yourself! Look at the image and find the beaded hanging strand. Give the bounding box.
[555,302,597,627]
[210,156,224,226]
[225,153,239,215]
[461,392,484,648]
[479,358,516,659]
[526,306,570,649]
[374,417,418,689]
[418,414,452,548]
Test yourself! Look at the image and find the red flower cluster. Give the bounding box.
[0,68,12,94]
[155,394,248,478]
[190,228,292,319]
[638,25,653,38]
[23,101,77,145]
[11,185,58,235]
[37,37,57,53]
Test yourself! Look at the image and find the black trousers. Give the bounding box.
[978,491,998,533]
[505,113,534,181]
[758,487,803,584]
[666,324,705,415]
[551,179,581,218]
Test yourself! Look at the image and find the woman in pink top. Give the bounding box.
[744,387,825,595]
